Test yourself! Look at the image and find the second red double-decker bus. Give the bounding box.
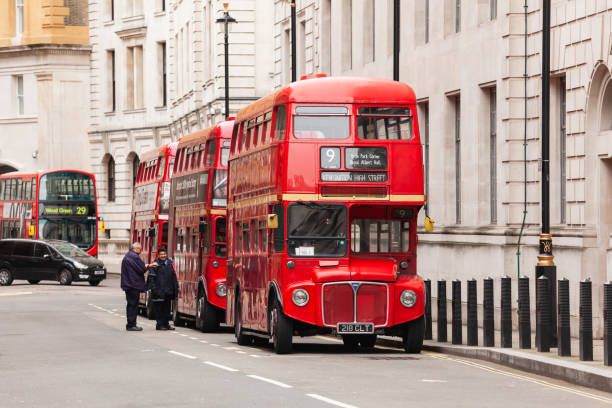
[0,169,99,256]
[226,76,425,354]
[168,120,232,331]
[130,142,177,317]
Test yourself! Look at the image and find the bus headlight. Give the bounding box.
[400,290,417,308]
[216,283,227,297]
[292,289,309,307]
[212,261,219,268]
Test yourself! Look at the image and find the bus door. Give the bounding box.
[152,223,159,258]
[198,217,206,278]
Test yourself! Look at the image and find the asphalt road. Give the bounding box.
[1,276,611,408]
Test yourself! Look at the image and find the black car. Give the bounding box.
[0,239,106,286]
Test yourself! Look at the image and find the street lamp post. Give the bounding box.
[216,2,236,120]
[537,0,557,347]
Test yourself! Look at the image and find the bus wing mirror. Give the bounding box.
[148,228,156,238]
[424,216,435,232]
[267,214,278,229]
[28,226,35,236]
[199,221,207,233]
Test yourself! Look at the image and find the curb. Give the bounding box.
[376,337,612,394]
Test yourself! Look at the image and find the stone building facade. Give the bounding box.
[0,0,90,174]
[89,0,275,267]
[273,0,612,334]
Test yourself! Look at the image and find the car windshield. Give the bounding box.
[287,202,347,257]
[49,241,90,258]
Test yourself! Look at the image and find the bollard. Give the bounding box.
[483,277,494,347]
[557,278,571,357]
[437,280,447,342]
[518,275,531,349]
[536,275,551,352]
[579,279,593,361]
[452,280,462,345]
[467,279,478,346]
[424,279,432,340]
[501,276,512,348]
[604,282,612,366]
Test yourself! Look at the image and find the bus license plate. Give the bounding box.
[337,323,374,334]
[94,270,105,275]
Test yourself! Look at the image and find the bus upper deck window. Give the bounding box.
[293,106,349,140]
[273,105,287,141]
[357,107,413,141]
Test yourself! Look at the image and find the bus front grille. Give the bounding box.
[322,282,388,327]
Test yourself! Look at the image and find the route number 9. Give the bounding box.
[320,147,340,169]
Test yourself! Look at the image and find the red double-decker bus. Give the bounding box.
[168,120,232,331]
[226,76,425,354]
[0,170,99,256]
[130,142,177,317]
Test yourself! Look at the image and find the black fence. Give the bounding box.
[423,277,612,367]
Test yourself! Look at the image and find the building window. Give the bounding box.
[16,0,24,35]
[321,0,332,75]
[126,46,143,109]
[131,155,140,187]
[453,95,461,224]
[363,0,375,63]
[107,50,115,112]
[298,20,306,77]
[455,0,461,33]
[560,76,566,224]
[107,156,116,202]
[490,0,497,20]
[16,75,24,115]
[283,28,291,84]
[158,42,167,106]
[425,0,430,43]
[342,0,352,71]
[418,101,430,214]
[489,87,497,224]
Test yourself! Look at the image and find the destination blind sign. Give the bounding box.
[320,172,388,183]
[345,147,387,170]
[40,204,90,216]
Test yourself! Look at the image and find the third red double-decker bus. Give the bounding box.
[168,120,232,331]
[226,75,425,354]
[130,142,177,316]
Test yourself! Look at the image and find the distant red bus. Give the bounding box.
[226,76,425,353]
[129,142,177,317]
[0,170,99,256]
[168,120,232,331]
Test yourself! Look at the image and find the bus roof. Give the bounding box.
[0,169,95,179]
[139,142,178,162]
[236,76,417,123]
[178,119,234,149]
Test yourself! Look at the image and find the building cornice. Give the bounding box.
[115,26,147,40]
[0,43,91,58]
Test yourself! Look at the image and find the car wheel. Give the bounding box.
[58,269,72,286]
[403,315,424,354]
[89,280,101,287]
[234,293,252,346]
[196,292,219,333]
[0,268,13,286]
[270,299,293,354]
[27,280,40,285]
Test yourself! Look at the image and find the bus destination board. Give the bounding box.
[345,147,387,170]
[40,204,89,216]
[320,172,387,183]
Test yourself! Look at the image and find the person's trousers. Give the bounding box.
[154,297,172,329]
[124,288,141,328]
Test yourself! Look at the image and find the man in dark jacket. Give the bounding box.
[121,242,157,331]
[148,247,179,330]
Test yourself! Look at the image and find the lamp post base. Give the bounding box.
[536,233,557,347]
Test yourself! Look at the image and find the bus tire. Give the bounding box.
[58,269,72,286]
[196,292,218,332]
[28,280,40,284]
[0,268,13,286]
[234,295,253,346]
[271,300,292,354]
[145,288,155,319]
[402,315,424,354]
[172,299,185,327]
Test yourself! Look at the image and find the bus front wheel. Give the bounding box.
[270,300,293,354]
[196,292,218,332]
[402,315,424,354]
[234,295,253,346]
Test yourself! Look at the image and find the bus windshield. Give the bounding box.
[356,107,413,140]
[287,202,347,257]
[39,219,96,250]
[39,172,95,201]
[293,106,349,139]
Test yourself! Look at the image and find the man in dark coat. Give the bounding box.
[148,247,179,330]
[121,242,157,331]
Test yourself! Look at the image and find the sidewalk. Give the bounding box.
[380,323,612,394]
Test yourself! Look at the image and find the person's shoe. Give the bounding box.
[165,325,176,331]
[156,326,168,331]
[126,326,143,331]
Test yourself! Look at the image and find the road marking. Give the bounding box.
[0,292,32,297]
[247,375,292,389]
[315,335,342,343]
[236,351,247,354]
[249,354,261,358]
[204,361,239,372]
[168,350,197,360]
[427,352,612,404]
[189,337,199,340]
[224,346,240,350]
[200,340,208,343]
[178,333,188,337]
[306,394,358,408]
[210,343,220,347]
[421,379,447,383]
